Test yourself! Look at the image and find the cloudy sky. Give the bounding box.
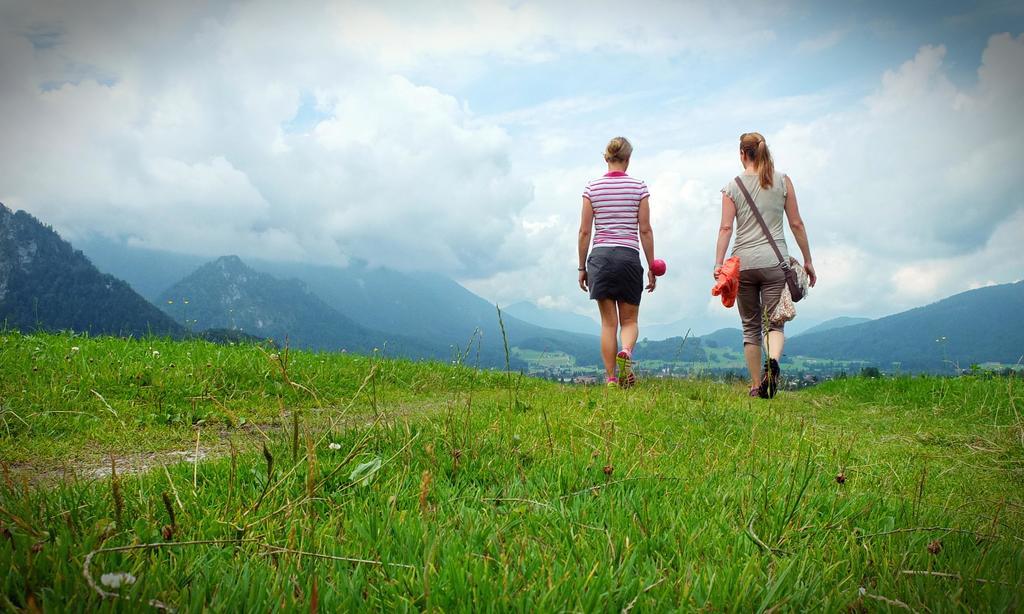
[1,0,1022,332]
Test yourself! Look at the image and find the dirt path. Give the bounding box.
[8,425,263,486]
[7,401,441,486]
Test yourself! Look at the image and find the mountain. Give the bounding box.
[639,318,705,341]
[77,238,601,367]
[786,281,1024,371]
[502,301,598,336]
[74,235,208,302]
[700,328,745,352]
[238,259,603,367]
[796,316,871,337]
[157,256,437,358]
[0,203,182,337]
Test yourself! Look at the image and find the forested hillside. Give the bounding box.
[787,281,1024,371]
[0,203,182,337]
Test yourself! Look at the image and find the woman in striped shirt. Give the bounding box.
[578,137,657,388]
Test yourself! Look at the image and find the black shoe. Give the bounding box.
[759,358,780,398]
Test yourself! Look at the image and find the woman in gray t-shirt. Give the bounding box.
[714,132,817,398]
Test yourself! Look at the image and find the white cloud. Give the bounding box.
[4,0,784,278]
[467,33,1024,330]
[0,2,1020,337]
[0,1,533,275]
[0,0,791,280]
[890,264,946,301]
[332,0,782,70]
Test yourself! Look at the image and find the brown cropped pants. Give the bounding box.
[737,266,786,346]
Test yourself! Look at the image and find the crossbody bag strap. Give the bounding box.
[733,176,788,268]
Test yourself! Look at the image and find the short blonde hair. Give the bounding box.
[604,136,632,163]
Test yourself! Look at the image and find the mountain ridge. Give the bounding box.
[246,259,602,367]
[71,236,1023,372]
[786,281,1024,371]
[77,238,601,367]
[0,203,182,337]
[157,255,441,359]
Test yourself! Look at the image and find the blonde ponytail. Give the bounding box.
[740,132,774,189]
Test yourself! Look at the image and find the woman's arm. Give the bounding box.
[578,197,594,292]
[714,193,736,278]
[637,196,656,292]
[783,175,816,287]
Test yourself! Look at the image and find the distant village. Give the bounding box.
[523,360,1021,388]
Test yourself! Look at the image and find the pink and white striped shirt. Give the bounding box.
[583,171,649,252]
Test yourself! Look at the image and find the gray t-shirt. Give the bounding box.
[722,171,790,271]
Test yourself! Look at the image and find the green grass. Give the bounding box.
[2,332,1023,611]
[0,331,503,467]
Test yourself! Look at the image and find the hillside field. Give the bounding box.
[1,332,1023,610]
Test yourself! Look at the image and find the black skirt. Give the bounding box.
[587,246,643,305]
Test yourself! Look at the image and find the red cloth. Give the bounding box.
[712,257,741,308]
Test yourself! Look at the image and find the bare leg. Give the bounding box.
[617,301,639,352]
[744,342,762,389]
[597,299,619,379]
[765,330,785,361]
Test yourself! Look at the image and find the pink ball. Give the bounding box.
[651,258,667,276]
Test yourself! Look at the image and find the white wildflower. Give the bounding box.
[100,571,136,589]
[328,443,342,450]
[269,353,279,361]
[152,350,160,358]
[70,346,80,353]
